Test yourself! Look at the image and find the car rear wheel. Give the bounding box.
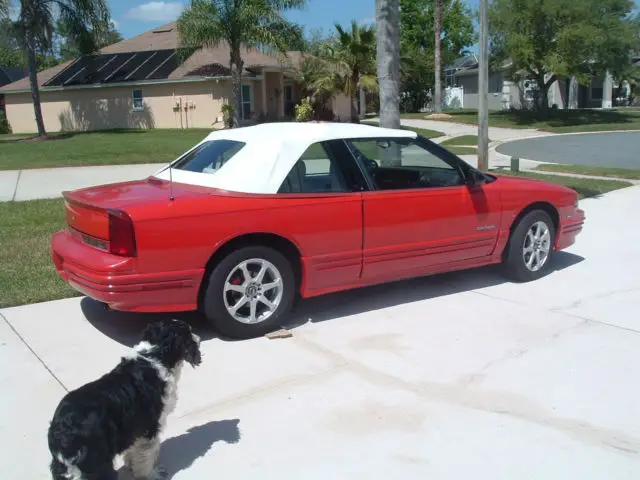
[502,210,556,282]
[202,246,295,339]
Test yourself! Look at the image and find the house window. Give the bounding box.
[132,89,143,111]
[241,84,253,120]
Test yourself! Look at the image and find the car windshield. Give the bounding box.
[172,139,246,174]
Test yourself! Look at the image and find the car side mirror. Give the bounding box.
[467,169,485,187]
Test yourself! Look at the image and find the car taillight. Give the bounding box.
[107,209,137,257]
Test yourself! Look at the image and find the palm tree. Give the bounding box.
[309,20,377,123]
[376,0,401,130]
[7,0,109,137]
[433,0,442,113]
[177,0,306,127]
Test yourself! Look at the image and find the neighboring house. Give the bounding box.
[444,55,639,110]
[0,22,352,134]
[444,55,510,110]
[0,66,28,111]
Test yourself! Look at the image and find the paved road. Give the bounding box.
[497,131,640,168]
[2,185,640,479]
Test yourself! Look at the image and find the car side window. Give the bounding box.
[278,142,349,193]
[346,138,464,190]
[173,139,245,174]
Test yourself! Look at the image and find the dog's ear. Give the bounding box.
[184,335,202,367]
[141,321,170,345]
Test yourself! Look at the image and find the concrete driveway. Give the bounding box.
[2,186,640,479]
[496,131,640,169]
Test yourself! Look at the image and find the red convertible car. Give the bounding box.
[52,122,584,338]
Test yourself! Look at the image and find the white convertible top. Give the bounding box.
[153,122,417,194]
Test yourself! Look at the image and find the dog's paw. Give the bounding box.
[151,464,167,480]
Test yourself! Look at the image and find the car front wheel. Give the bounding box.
[202,246,295,339]
[503,210,556,282]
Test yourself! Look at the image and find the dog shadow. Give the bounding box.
[117,419,241,479]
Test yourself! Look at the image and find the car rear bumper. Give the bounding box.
[51,230,204,312]
[555,208,585,250]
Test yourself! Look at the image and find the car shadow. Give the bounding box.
[117,419,241,479]
[83,251,584,346]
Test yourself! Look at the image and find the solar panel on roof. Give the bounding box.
[44,58,87,86]
[64,54,118,85]
[105,51,156,83]
[94,53,132,82]
[127,50,173,81]
[44,48,183,87]
[146,52,180,80]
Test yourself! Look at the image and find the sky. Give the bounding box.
[110,0,481,40]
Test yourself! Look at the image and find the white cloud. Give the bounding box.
[124,1,184,22]
[362,16,376,25]
[111,19,120,29]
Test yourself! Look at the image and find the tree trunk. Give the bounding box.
[376,0,401,166]
[351,73,360,123]
[230,48,243,127]
[434,0,442,113]
[376,0,400,130]
[25,37,46,137]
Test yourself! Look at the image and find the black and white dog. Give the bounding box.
[47,319,202,480]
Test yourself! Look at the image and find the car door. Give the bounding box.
[275,140,369,296]
[346,136,502,284]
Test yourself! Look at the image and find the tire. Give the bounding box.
[202,246,295,339]
[502,210,556,282]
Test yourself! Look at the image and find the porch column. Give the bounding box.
[568,77,579,109]
[602,70,613,109]
[261,74,267,116]
[279,71,285,118]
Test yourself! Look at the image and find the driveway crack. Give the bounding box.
[11,169,22,202]
[0,311,68,392]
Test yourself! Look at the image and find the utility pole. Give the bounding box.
[478,0,489,172]
[434,0,442,113]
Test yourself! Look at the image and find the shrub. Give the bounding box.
[294,97,314,122]
[221,103,235,128]
[0,110,11,134]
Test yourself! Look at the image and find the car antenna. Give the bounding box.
[168,163,175,201]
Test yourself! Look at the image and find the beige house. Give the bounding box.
[0,22,352,134]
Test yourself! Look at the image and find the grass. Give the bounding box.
[0,129,212,170]
[401,108,640,133]
[362,120,445,139]
[492,169,633,199]
[440,135,489,146]
[534,163,640,180]
[446,146,477,156]
[0,125,446,171]
[0,198,79,308]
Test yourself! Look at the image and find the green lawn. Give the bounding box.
[492,169,633,198]
[402,108,640,133]
[0,129,212,170]
[0,198,79,308]
[440,135,490,146]
[534,163,640,180]
[1,125,446,171]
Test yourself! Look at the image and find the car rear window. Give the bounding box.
[173,139,246,174]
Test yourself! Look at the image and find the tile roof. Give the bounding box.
[0,21,304,93]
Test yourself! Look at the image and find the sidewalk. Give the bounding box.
[370,117,552,143]
[0,163,165,202]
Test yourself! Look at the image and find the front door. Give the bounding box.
[346,136,502,283]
